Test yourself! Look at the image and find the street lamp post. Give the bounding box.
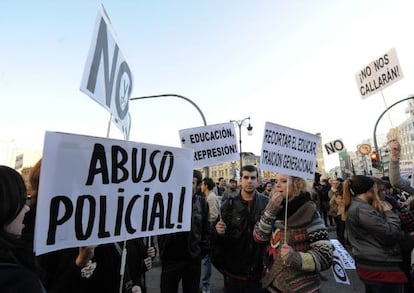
[230,117,253,169]
[130,93,209,176]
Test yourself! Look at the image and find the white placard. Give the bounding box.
[260,122,319,179]
[80,4,132,139]
[15,154,23,169]
[330,239,355,285]
[330,239,355,269]
[355,47,404,99]
[179,122,239,168]
[324,139,344,155]
[34,132,193,255]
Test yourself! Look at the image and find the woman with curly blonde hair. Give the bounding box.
[253,173,333,292]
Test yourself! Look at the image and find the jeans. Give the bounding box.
[200,255,212,291]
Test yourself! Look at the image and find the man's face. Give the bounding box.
[265,183,272,192]
[192,177,199,195]
[239,170,258,194]
[200,182,207,193]
[219,178,225,187]
[229,181,237,189]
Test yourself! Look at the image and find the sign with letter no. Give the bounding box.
[324,139,344,155]
[80,4,132,140]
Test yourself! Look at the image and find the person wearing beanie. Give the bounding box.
[344,174,408,292]
[0,165,46,292]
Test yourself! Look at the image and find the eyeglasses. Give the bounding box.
[242,176,257,180]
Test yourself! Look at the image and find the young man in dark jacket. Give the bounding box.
[158,170,210,293]
[213,165,269,293]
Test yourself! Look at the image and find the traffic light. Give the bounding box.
[370,151,379,169]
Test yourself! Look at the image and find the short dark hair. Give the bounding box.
[240,165,258,178]
[202,177,216,190]
[193,170,202,186]
[0,166,27,228]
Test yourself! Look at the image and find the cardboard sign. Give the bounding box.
[34,132,193,255]
[80,4,132,139]
[330,239,355,285]
[355,47,404,99]
[179,122,239,168]
[324,139,344,155]
[260,122,319,179]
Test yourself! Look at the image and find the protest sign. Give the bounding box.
[331,239,355,269]
[330,239,355,285]
[260,122,319,179]
[80,4,132,139]
[324,139,344,155]
[34,132,193,255]
[355,47,404,99]
[179,122,239,168]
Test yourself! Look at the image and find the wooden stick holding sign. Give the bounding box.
[283,177,290,245]
[260,122,319,267]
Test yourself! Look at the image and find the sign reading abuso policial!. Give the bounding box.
[35,132,193,255]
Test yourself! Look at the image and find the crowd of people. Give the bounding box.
[4,145,414,292]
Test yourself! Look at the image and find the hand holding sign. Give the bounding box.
[76,245,98,268]
[215,220,226,235]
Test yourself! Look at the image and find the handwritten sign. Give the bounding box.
[80,4,132,139]
[34,132,193,255]
[179,122,239,168]
[324,139,344,155]
[355,47,404,99]
[260,122,319,179]
[331,239,355,285]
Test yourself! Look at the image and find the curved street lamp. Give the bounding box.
[373,95,414,172]
[130,94,207,126]
[130,93,209,176]
[230,117,253,168]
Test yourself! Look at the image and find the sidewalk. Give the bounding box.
[145,227,364,292]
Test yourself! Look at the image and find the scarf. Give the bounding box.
[276,192,311,220]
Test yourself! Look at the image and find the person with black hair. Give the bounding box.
[222,179,239,201]
[23,159,156,293]
[0,165,46,292]
[344,174,408,292]
[158,170,210,293]
[200,177,220,293]
[212,165,268,293]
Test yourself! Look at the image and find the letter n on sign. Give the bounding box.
[324,139,344,155]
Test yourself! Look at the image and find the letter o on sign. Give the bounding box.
[333,140,344,152]
[115,61,132,120]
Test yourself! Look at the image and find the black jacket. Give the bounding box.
[0,262,46,293]
[37,239,151,293]
[158,193,210,261]
[0,238,45,293]
[212,192,269,280]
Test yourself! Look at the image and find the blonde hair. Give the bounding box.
[28,159,42,203]
[290,176,310,196]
